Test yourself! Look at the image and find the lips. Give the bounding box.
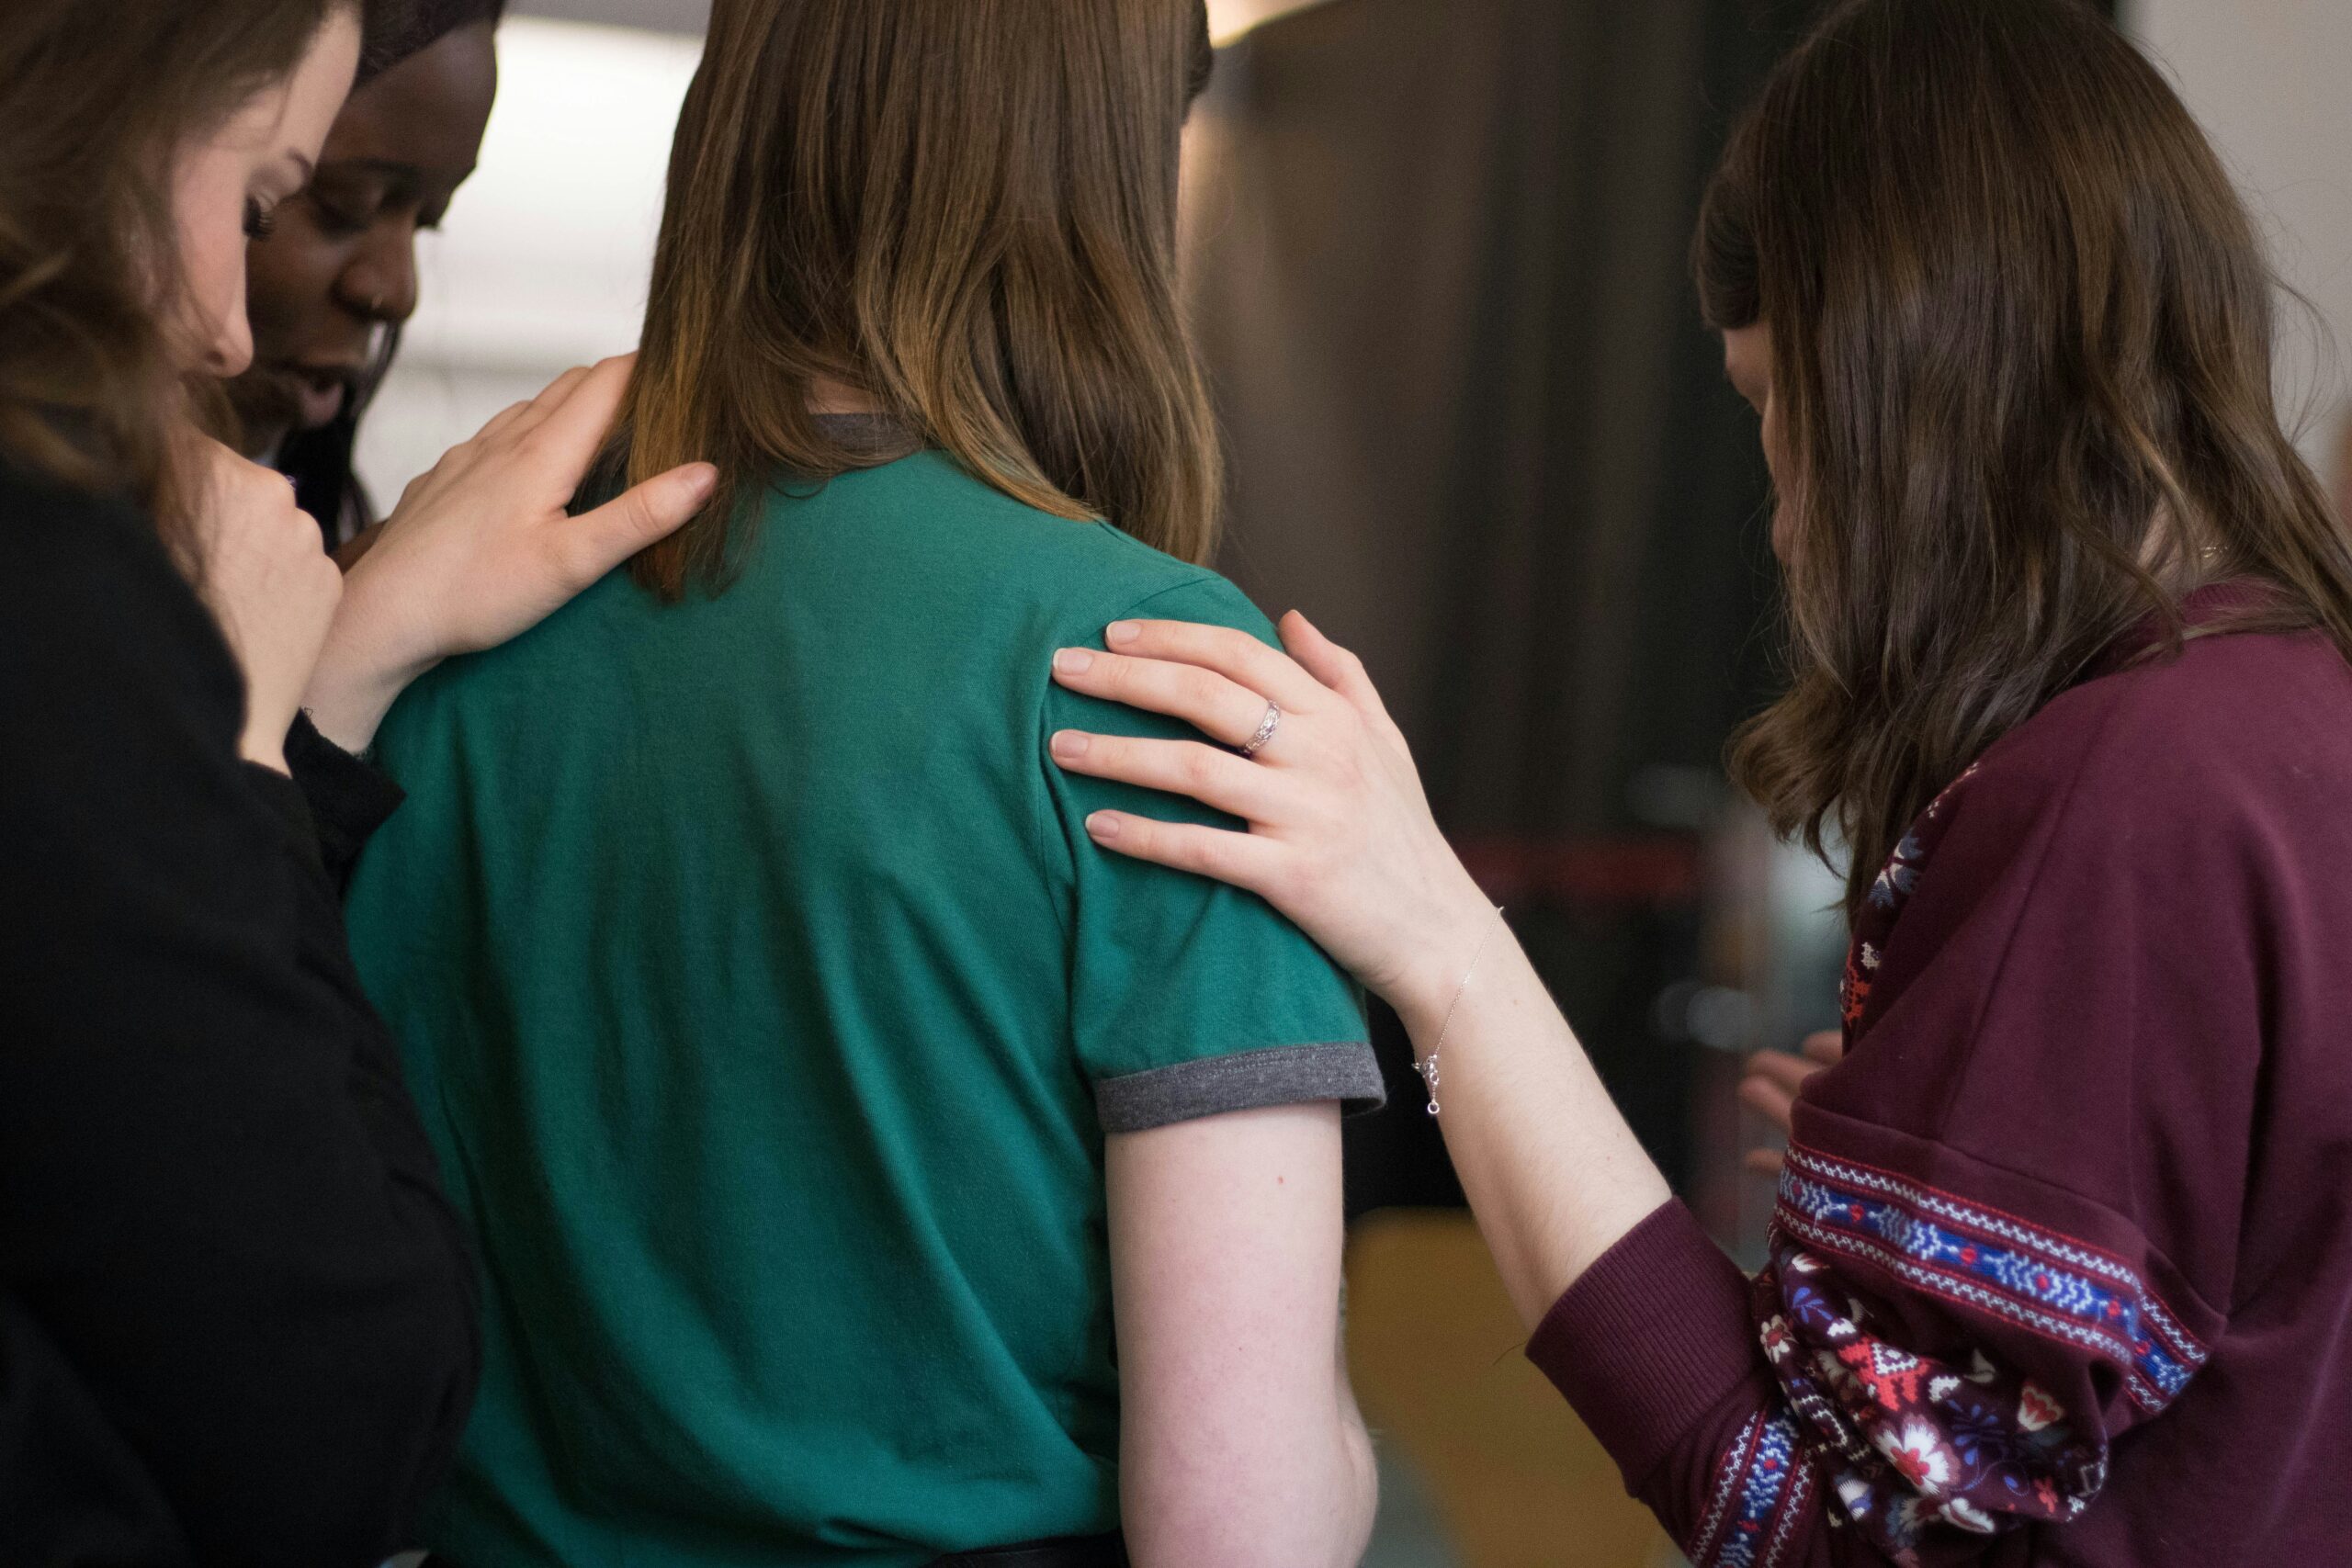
[278,364,362,432]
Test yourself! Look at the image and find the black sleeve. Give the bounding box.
[0,1295,191,1568]
[285,712,406,895]
[0,472,479,1567]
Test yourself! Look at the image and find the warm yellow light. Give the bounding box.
[1205,0,1340,46]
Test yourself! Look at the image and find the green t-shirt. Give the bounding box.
[345,449,1378,1566]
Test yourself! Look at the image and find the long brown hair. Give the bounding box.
[0,0,401,534]
[619,0,1222,599]
[1700,0,2352,917]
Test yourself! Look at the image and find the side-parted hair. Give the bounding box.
[0,0,384,535]
[1698,0,2352,917]
[619,0,1222,598]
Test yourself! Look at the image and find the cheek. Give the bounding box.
[180,220,242,320]
[1759,401,1797,563]
[1758,400,1787,487]
[243,230,340,340]
[169,160,254,373]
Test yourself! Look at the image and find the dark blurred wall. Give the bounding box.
[1184,0,1827,1214]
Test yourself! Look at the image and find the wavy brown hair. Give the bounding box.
[0,0,401,538]
[1701,0,2352,917]
[618,0,1222,599]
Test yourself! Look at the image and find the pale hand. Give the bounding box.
[1738,1030,1843,1177]
[1047,612,1501,1031]
[303,355,718,752]
[186,438,346,773]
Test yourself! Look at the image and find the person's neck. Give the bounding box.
[808,374,882,417]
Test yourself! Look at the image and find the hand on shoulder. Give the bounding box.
[183,435,345,774]
[303,355,718,753]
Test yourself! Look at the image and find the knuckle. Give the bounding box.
[618,492,661,538]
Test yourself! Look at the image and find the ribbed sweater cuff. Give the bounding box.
[1525,1200,1764,1489]
[284,712,406,892]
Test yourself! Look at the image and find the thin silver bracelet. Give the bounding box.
[1414,906,1506,1118]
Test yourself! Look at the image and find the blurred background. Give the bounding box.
[357,2,2352,1562]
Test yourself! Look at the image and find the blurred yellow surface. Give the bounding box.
[1346,1210,1677,1568]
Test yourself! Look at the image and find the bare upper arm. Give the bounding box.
[1106,1100,1373,1566]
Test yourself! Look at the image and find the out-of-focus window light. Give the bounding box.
[357,17,700,498]
[1206,0,1339,46]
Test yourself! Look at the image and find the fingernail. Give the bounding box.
[1053,648,1093,676]
[1050,730,1090,760]
[1086,812,1120,840]
[1105,621,1139,648]
[683,463,719,502]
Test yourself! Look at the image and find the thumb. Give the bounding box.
[562,463,718,581]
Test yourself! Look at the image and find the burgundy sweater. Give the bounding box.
[1530,601,2352,1565]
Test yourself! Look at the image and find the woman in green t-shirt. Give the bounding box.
[342,4,1383,1565]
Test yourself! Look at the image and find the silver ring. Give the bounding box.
[1238,701,1282,759]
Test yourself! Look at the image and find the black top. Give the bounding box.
[0,464,477,1565]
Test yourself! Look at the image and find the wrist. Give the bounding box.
[1391,890,1510,1046]
[302,631,431,755]
[238,731,291,775]
[305,565,437,753]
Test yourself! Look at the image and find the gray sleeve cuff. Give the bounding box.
[1095,1042,1386,1134]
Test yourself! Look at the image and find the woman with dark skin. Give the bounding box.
[232,0,503,542]
[0,0,711,1557]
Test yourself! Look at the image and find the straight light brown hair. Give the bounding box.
[0,0,401,538]
[620,0,1222,599]
[1699,0,2352,917]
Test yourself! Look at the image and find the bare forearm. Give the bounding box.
[1397,912,1675,1329]
[1334,1375,1380,1565]
[1120,1329,1377,1566]
[1124,1411,1376,1568]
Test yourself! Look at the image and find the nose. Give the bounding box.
[338,220,422,325]
[204,271,256,378]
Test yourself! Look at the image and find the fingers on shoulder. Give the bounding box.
[1086,810,1275,889]
[1110,615,1331,714]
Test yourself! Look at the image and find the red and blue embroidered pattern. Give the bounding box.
[1776,1148,2206,1412]
[1707,760,2214,1566]
[1690,1409,1816,1568]
[1757,1240,2110,1564]
[1841,764,1978,1043]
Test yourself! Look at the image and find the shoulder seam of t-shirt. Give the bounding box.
[1094,1041,1385,1134]
[1023,568,1243,926]
[1086,565,1234,633]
